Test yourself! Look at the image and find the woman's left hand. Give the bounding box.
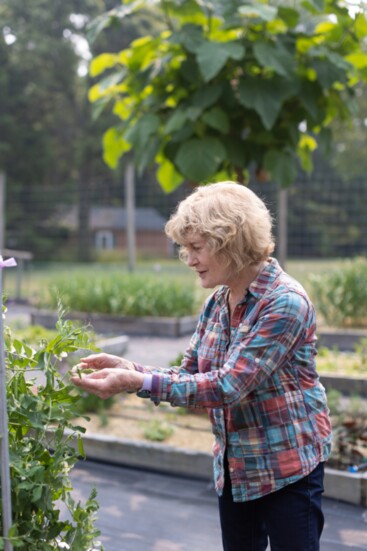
[70,367,144,399]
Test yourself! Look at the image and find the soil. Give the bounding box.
[74,393,214,453]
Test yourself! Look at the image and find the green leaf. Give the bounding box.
[264,150,298,187]
[156,159,184,193]
[124,113,161,150]
[355,14,367,41]
[238,76,299,129]
[278,7,299,28]
[196,41,245,82]
[171,24,205,53]
[238,4,277,22]
[77,434,85,459]
[102,127,131,169]
[253,41,295,77]
[175,137,226,182]
[345,52,367,70]
[311,58,348,88]
[136,135,160,175]
[202,107,230,133]
[191,83,223,110]
[32,485,43,502]
[301,0,325,13]
[299,80,324,122]
[164,109,188,134]
[89,53,119,77]
[87,1,142,44]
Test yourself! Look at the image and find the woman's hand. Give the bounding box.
[73,353,136,374]
[70,367,144,399]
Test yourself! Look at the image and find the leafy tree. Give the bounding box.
[89,0,367,190]
[0,0,166,260]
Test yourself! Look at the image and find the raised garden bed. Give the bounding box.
[31,309,198,337]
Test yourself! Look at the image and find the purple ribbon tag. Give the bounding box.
[0,256,17,269]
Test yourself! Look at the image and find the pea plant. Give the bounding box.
[1,304,103,550]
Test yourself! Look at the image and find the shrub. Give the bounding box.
[310,257,367,327]
[2,304,104,550]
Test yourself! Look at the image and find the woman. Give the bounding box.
[71,182,332,551]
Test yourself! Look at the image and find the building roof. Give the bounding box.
[53,206,167,232]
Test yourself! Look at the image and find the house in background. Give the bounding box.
[53,205,172,257]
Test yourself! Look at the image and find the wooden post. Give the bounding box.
[277,187,288,270]
[124,162,136,272]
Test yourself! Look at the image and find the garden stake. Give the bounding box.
[0,256,17,551]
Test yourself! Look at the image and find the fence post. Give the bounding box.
[124,162,136,272]
[0,172,5,253]
[277,187,288,270]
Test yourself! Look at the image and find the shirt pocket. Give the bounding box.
[198,322,225,361]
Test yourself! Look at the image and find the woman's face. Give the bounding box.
[184,233,232,289]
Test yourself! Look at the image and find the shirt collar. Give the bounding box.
[215,257,282,304]
[248,257,282,298]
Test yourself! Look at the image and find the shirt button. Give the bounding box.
[229,467,234,473]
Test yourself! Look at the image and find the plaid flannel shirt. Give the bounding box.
[138,258,332,502]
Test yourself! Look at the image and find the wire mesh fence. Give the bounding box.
[4,155,367,263]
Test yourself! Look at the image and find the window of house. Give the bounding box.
[95,230,115,250]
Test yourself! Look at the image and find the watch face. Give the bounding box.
[137,389,151,399]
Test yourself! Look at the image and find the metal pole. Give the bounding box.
[277,187,288,270]
[0,265,13,551]
[124,162,136,272]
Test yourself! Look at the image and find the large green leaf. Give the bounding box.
[202,107,230,133]
[175,137,226,181]
[196,41,245,82]
[264,150,298,187]
[253,41,295,77]
[238,76,299,129]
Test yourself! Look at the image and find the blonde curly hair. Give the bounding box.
[165,181,275,273]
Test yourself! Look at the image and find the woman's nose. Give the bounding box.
[187,251,197,267]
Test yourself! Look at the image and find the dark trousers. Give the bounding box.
[218,460,325,551]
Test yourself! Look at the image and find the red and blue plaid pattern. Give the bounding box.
[145,258,332,502]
